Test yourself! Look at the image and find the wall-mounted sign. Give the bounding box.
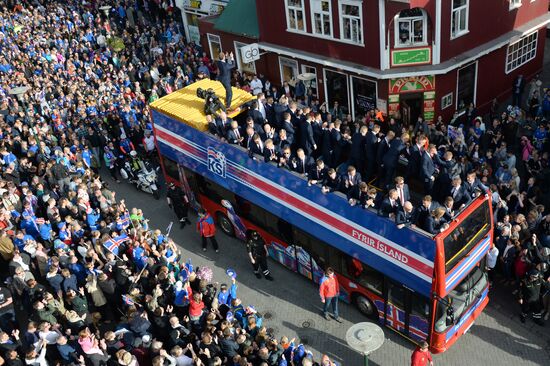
[188,25,201,44]
[184,0,203,9]
[391,47,431,67]
[389,75,435,94]
[240,43,260,63]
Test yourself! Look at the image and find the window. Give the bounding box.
[311,0,333,37]
[162,156,180,181]
[207,34,222,60]
[343,256,384,294]
[301,65,318,98]
[234,41,256,75]
[509,0,522,10]
[395,8,427,47]
[456,62,477,111]
[339,0,363,44]
[441,93,453,110]
[505,31,538,74]
[451,0,469,39]
[279,57,299,84]
[286,0,306,32]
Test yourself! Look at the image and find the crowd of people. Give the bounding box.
[0,0,341,366]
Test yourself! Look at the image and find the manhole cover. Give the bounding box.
[263,311,273,320]
[302,319,315,328]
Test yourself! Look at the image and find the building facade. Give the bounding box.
[200,0,550,122]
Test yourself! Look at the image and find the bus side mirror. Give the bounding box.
[446,306,455,326]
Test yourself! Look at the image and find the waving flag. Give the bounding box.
[121,294,134,306]
[118,212,130,229]
[103,233,131,255]
[221,200,247,241]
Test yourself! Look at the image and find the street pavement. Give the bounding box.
[109,174,550,366]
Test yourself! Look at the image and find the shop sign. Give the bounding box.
[423,92,435,122]
[389,76,435,94]
[376,98,387,114]
[424,91,435,100]
[391,47,431,67]
[184,0,203,9]
[388,94,400,103]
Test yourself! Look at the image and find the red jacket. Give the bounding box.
[189,300,205,317]
[319,275,339,301]
[197,213,216,237]
[411,348,432,366]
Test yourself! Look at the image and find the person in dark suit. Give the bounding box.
[396,201,415,229]
[378,189,401,218]
[423,207,449,234]
[412,195,440,229]
[263,139,279,164]
[281,112,295,145]
[341,165,362,196]
[225,120,243,145]
[321,124,333,167]
[248,101,265,127]
[365,124,380,182]
[298,113,317,156]
[393,176,411,207]
[209,111,232,138]
[312,113,324,157]
[216,52,235,108]
[291,148,314,176]
[376,131,394,186]
[407,135,427,180]
[382,133,410,188]
[278,146,293,170]
[350,126,368,176]
[244,116,265,139]
[308,159,327,185]
[249,134,264,156]
[275,129,291,151]
[464,171,488,199]
[442,196,455,221]
[512,74,525,107]
[322,168,342,194]
[447,176,471,210]
[433,150,456,202]
[420,144,438,194]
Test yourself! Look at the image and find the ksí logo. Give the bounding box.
[207,147,226,178]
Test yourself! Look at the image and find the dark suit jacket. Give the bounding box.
[248,109,265,127]
[217,59,235,84]
[396,209,414,227]
[365,131,378,159]
[292,156,314,175]
[226,128,242,145]
[376,138,390,166]
[393,184,411,204]
[424,216,448,234]
[464,178,486,198]
[282,121,295,144]
[265,103,276,126]
[412,202,440,228]
[249,141,264,156]
[420,151,436,180]
[382,138,406,169]
[378,198,401,218]
[447,184,472,209]
[408,145,422,177]
[263,146,279,163]
[298,120,316,152]
[350,133,366,162]
[308,166,327,183]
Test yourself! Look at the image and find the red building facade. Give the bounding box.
[200,0,550,123]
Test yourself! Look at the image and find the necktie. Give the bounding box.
[235,129,240,139]
[399,188,404,205]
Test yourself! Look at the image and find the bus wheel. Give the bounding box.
[217,213,235,236]
[355,294,377,319]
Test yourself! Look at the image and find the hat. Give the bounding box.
[226,268,237,278]
[20,181,28,187]
[129,150,137,157]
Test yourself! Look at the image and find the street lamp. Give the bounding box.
[345,322,385,366]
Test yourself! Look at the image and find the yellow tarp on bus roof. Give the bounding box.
[149,79,256,131]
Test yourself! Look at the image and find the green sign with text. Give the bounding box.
[391,48,431,66]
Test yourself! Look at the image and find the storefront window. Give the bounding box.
[351,76,376,117]
[324,69,349,115]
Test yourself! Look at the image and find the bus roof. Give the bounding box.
[149,79,256,131]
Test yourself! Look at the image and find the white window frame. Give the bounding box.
[234,41,256,74]
[310,0,334,37]
[301,65,319,97]
[285,0,307,33]
[509,0,522,10]
[323,68,350,114]
[441,93,453,110]
[451,0,469,39]
[278,56,299,84]
[339,0,364,45]
[207,34,222,60]
[394,12,428,48]
[505,31,538,74]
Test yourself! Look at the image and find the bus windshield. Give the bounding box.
[443,199,491,273]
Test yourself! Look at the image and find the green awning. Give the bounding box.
[214,0,259,39]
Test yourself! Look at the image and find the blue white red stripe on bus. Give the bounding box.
[445,287,489,342]
[374,300,429,341]
[444,236,491,293]
[152,112,437,295]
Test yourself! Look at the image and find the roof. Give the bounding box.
[214,0,259,38]
[149,79,256,132]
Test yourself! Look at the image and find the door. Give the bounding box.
[399,92,423,127]
[324,69,350,115]
[279,57,299,84]
[385,279,431,343]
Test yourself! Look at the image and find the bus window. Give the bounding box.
[292,227,327,283]
[411,292,430,322]
[162,156,180,181]
[199,176,235,206]
[343,257,383,295]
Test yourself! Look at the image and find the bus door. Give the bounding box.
[178,165,200,211]
[384,279,431,343]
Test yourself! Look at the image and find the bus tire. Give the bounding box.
[216,213,235,237]
[354,294,378,320]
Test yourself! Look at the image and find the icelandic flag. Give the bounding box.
[118,212,130,229]
[221,200,247,241]
[122,295,134,306]
[103,233,131,255]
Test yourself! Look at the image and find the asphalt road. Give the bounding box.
[107,170,550,366]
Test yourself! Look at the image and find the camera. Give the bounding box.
[196,88,226,116]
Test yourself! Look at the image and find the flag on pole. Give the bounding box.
[117,212,130,230]
[122,294,134,306]
[165,222,173,238]
[103,233,131,255]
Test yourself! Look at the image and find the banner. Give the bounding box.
[221,199,247,241]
